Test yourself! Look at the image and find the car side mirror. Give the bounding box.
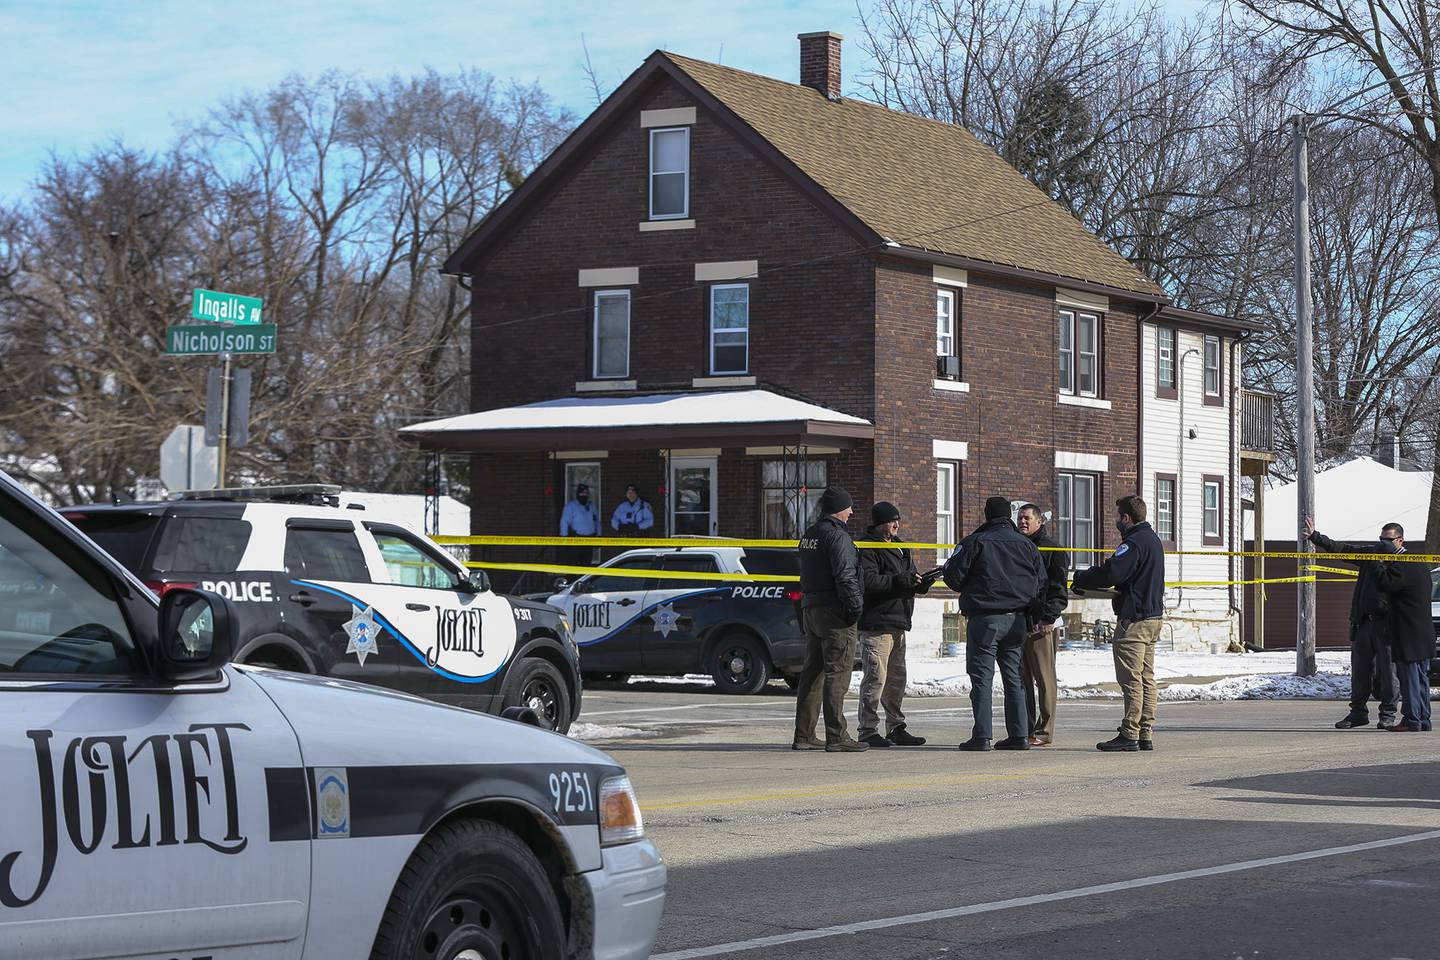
[155,588,236,681]
[459,569,490,594]
[553,577,571,592]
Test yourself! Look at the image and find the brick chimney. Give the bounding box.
[798,31,843,100]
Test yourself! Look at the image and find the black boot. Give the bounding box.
[1334,714,1370,729]
[958,736,993,751]
[862,733,893,748]
[994,736,1030,750]
[1097,735,1140,752]
[888,725,926,747]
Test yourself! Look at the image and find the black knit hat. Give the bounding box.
[818,486,854,516]
[870,501,901,526]
[984,495,1012,520]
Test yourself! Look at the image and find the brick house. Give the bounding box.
[404,33,1262,648]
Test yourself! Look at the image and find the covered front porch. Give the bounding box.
[402,390,875,588]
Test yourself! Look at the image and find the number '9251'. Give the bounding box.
[549,770,592,816]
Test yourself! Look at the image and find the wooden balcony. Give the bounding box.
[1241,389,1275,475]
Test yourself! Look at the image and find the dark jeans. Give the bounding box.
[966,612,1027,741]
[1397,659,1432,730]
[795,604,858,744]
[1349,621,1399,721]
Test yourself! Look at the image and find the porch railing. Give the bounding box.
[1241,389,1275,454]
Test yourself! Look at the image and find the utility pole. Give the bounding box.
[1293,116,1317,677]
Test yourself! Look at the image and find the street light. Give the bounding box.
[1290,68,1430,677]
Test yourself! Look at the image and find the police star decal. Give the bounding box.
[343,605,381,665]
[651,603,680,637]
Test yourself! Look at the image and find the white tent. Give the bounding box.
[1244,457,1432,543]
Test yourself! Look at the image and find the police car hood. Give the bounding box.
[237,666,615,767]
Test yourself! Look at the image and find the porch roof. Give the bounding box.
[400,389,874,453]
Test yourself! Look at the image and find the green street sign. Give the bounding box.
[192,288,263,324]
[165,323,277,355]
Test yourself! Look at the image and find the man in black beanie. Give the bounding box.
[793,486,868,752]
[943,496,1045,751]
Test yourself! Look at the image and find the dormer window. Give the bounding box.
[649,128,689,219]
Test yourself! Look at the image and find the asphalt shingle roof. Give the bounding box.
[663,52,1164,298]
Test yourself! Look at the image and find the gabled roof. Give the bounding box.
[445,50,1164,299]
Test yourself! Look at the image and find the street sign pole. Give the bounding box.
[218,352,233,486]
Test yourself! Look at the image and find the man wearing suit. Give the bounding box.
[1374,525,1433,732]
[1306,516,1402,729]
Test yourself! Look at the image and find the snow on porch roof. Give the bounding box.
[400,389,874,452]
[1244,456,1432,544]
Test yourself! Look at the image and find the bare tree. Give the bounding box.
[0,70,572,504]
[1229,0,1440,531]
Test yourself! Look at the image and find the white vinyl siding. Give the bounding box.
[649,128,689,220]
[592,290,630,379]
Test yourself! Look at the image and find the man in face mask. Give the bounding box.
[559,483,602,571]
[1072,495,1165,752]
[1305,516,1403,729]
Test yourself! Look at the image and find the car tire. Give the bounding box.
[369,818,566,960]
[502,658,572,734]
[710,632,771,695]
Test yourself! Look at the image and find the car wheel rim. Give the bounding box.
[722,646,751,685]
[522,678,559,728]
[418,887,538,960]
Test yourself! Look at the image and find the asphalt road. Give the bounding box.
[578,683,1440,960]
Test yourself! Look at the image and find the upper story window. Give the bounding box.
[1059,310,1100,398]
[710,284,749,375]
[649,128,689,220]
[935,289,961,381]
[1156,326,1177,399]
[1204,335,1223,404]
[593,290,631,379]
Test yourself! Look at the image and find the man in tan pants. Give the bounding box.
[1017,504,1069,745]
[1072,495,1166,751]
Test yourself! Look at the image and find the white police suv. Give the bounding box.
[62,485,581,733]
[0,470,665,959]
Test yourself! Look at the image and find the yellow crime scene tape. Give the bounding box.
[461,560,1351,591]
[436,534,1440,565]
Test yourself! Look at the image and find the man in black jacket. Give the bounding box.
[856,501,937,748]
[1305,516,1402,729]
[943,496,1045,751]
[1073,495,1165,752]
[793,486,868,752]
[1017,503,1069,746]
[1374,525,1430,732]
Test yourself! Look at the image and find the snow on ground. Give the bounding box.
[624,650,1352,701]
[567,722,658,741]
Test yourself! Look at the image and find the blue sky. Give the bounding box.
[0,0,881,202]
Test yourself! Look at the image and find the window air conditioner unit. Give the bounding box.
[936,355,961,380]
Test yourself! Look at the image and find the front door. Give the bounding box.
[554,553,659,674]
[670,457,718,536]
[0,492,308,957]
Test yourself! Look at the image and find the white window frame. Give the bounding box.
[1057,471,1098,564]
[1157,326,1176,392]
[1155,475,1176,544]
[936,288,956,357]
[1059,309,1100,398]
[709,283,749,375]
[936,461,957,563]
[592,290,631,380]
[1204,335,1222,399]
[1203,479,1222,538]
[648,127,689,220]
